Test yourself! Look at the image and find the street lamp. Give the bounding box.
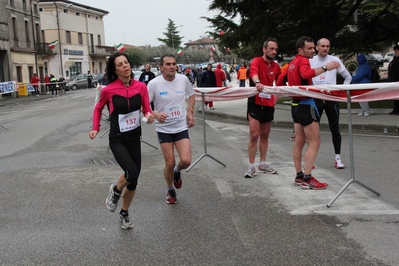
[54,1,63,78]
[172,25,183,54]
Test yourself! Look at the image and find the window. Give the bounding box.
[39,7,43,12]
[66,31,71,44]
[25,21,30,43]
[33,4,38,14]
[10,0,14,7]
[16,66,22,82]
[63,9,68,13]
[97,35,101,46]
[99,62,102,73]
[41,30,45,42]
[23,0,27,11]
[12,17,18,41]
[88,15,91,18]
[78,32,83,45]
[76,12,80,16]
[28,66,33,80]
[35,23,40,43]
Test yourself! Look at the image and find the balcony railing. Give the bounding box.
[89,45,115,57]
[36,43,55,55]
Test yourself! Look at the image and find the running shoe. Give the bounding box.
[166,189,177,204]
[105,184,120,212]
[335,159,345,169]
[173,170,182,189]
[358,111,364,116]
[290,132,296,141]
[119,213,134,230]
[258,164,277,174]
[244,166,256,178]
[301,176,328,190]
[294,177,304,186]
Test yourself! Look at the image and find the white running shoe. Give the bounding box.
[258,164,277,174]
[119,213,134,230]
[244,166,256,178]
[335,159,345,169]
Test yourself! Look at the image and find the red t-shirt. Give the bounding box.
[249,56,281,106]
[287,54,315,86]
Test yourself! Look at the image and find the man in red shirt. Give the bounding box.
[287,36,339,189]
[30,73,41,96]
[44,73,51,94]
[214,63,226,87]
[244,38,281,178]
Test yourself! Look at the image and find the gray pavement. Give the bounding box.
[1,88,398,265]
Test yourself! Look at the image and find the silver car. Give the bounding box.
[66,73,98,90]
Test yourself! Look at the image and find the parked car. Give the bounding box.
[132,70,142,81]
[365,53,386,67]
[384,52,394,62]
[66,73,98,90]
[150,68,161,76]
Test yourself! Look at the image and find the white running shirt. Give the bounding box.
[148,74,195,134]
[310,54,351,85]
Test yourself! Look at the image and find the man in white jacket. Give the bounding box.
[310,38,352,169]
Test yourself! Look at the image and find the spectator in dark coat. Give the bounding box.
[200,64,216,109]
[388,45,399,115]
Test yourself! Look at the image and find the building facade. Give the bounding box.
[1,0,47,85]
[39,0,112,80]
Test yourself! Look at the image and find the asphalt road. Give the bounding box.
[1,88,398,265]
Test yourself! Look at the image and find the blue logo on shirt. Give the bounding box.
[159,91,168,96]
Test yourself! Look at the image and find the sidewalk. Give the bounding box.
[198,98,399,134]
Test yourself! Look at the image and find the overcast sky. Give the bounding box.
[75,0,226,47]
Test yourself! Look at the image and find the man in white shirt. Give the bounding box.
[148,54,195,204]
[309,38,352,169]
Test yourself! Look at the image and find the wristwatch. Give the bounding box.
[322,66,327,72]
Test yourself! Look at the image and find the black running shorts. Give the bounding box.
[291,104,320,126]
[247,103,275,123]
[157,129,190,144]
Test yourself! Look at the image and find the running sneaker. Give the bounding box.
[290,132,296,141]
[173,170,182,189]
[335,159,345,169]
[166,189,177,204]
[258,164,277,174]
[358,111,364,116]
[119,213,134,230]
[294,177,304,186]
[244,166,256,178]
[301,176,328,190]
[105,184,120,212]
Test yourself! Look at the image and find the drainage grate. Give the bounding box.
[92,158,116,165]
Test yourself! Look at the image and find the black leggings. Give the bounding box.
[110,137,141,191]
[314,99,341,155]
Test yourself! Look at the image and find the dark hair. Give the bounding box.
[105,52,130,83]
[263,38,278,48]
[160,54,176,66]
[296,36,314,50]
[394,45,399,51]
